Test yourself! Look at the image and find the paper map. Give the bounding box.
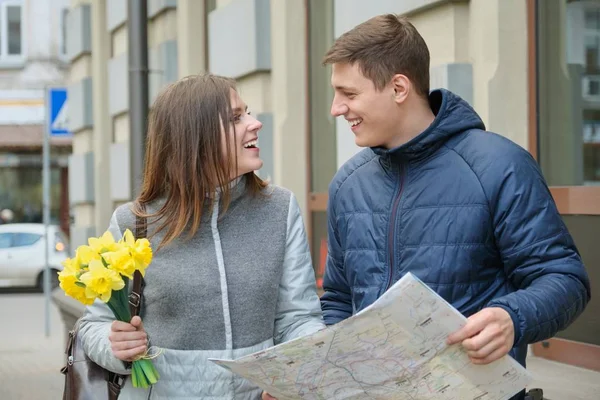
[210,272,531,399]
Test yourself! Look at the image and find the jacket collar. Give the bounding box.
[211,175,246,202]
[372,89,485,163]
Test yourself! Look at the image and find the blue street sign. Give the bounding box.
[47,87,70,137]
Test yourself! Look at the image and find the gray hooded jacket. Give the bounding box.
[79,179,325,399]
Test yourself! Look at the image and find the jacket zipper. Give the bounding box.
[386,164,406,290]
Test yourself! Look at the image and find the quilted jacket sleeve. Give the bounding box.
[78,211,131,375]
[482,148,591,347]
[273,194,325,344]
[320,183,353,325]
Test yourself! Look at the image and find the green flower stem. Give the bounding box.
[134,362,149,388]
[133,364,143,388]
[139,359,159,384]
[131,363,139,388]
[106,300,125,322]
[119,283,131,319]
[105,280,160,389]
[107,286,131,322]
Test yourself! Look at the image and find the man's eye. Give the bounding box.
[345,93,356,99]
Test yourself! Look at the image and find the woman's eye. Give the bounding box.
[233,111,250,123]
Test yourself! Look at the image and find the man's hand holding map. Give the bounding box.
[210,273,531,400]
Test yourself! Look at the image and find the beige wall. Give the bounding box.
[112,26,128,57]
[477,0,528,150]
[69,0,94,238]
[110,20,129,213]
[332,0,530,169]
[91,0,112,233]
[271,0,309,218]
[411,0,529,150]
[204,0,309,218]
[68,0,93,152]
[148,9,177,47]
[236,72,272,116]
[110,23,128,146]
[70,0,90,9]
[410,2,470,66]
[71,1,178,237]
[177,0,206,77]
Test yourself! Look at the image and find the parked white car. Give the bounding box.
[0,224,69,290]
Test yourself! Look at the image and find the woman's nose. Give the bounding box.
[248,115,263,131]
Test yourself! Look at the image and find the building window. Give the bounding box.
[0,1,23,63]
[307,0,335,289]
[537,0,600,186]
[61,8,68,58]
[533,0,600,360]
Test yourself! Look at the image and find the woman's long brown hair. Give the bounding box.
[133,74,267,250]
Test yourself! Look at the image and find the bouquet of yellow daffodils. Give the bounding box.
[57,229,160,389]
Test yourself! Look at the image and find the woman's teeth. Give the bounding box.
[349,118,362,127]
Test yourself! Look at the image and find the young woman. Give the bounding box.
[79,74,325,399]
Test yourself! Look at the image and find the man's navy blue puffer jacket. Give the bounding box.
[321,89,591,374]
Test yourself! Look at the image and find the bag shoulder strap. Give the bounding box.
[128,206,147,318]
[107,205,148,397]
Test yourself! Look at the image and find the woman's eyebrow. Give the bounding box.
[231,105,248,113]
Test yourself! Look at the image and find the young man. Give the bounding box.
[320,14,590,400]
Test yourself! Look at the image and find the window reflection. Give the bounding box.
[538,0,600,186]
[7,5,22,56]
[0,165,62,224]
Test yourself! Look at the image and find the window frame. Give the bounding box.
[0,0,25,66]
[528,0,600,372]
[528,0,600,215]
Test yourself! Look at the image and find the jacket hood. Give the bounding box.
[373,89,485,161]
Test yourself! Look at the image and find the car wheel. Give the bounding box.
[37,270,60,291]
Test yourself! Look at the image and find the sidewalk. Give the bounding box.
[0,291,598,399]
[0,291,65,400]
[527,356,599,399]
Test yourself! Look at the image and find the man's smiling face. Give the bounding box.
[329,62,402,149]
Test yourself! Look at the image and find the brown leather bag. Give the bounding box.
[61,214,147,400]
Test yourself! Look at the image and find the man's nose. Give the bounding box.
[330,97,348,117]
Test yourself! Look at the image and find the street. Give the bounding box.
[0,291,598,399]
[0,290,65,400]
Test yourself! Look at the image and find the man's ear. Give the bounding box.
[391,74,410,104]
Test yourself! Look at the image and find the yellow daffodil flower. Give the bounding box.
[104,247,136,278]
[57,268,94,305]
[75,245,102,267]
[79,259,125,302]
[57,231,159,389]
[122,229,153,276]
[88,230,123,255]
[61,257,76,273]
[63,251,86,274]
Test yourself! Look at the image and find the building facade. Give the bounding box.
[67,0,599,371]
[0,0,71,230]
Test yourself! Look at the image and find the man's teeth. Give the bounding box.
[243,140,258,148]
[349,119,362,127]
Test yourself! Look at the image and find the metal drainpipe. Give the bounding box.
[128,0,149,199]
